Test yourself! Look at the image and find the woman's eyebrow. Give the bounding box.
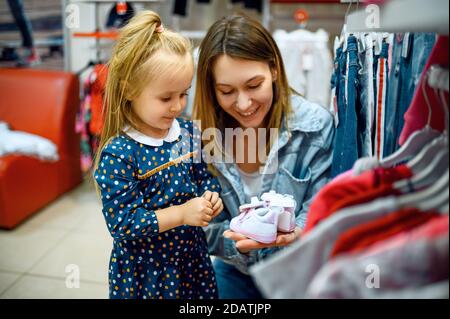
[216,75,265,87]
[215,83,232,87]
[245,75,265,83]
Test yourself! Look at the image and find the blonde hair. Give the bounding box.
[192,14,295,160]
[93,10,192,176]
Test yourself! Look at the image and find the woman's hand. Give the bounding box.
[223,227,303,254]
[202,191,223,218]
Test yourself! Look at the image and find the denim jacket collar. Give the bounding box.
[286,95,328,133]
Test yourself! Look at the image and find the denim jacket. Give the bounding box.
[204,94,335,274]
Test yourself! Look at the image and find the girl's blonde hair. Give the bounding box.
[192,13,295,159]
[93,10,192,174]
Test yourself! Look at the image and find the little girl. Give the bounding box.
[93,11,223,299]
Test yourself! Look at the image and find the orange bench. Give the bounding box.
[0,68,82,229]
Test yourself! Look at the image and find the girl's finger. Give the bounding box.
[212,203,223,218]
[211,192,219,205]
[203,191,212,201]
[212,199,222,212]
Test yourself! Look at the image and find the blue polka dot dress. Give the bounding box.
[94,118,220,299]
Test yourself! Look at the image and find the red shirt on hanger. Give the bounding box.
[330,208,441,259]
[400,36,449,145]
[304,165,413,234]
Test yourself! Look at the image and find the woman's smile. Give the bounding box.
[236,104,261,118]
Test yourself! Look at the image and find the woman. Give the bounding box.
[193,14,335,299]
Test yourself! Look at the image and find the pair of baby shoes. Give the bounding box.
[229,190,297,244]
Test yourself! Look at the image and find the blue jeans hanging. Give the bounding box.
[331,35,360,178]
[383,33,436,158]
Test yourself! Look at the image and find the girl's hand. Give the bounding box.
[181,197,213,227]
[223,227,303,254]
[202,191,223,218]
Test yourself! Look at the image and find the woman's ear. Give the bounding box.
[271,68,278,82]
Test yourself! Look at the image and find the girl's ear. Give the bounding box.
[121,80,134,101]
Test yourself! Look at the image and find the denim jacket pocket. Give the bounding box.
[276,167,312,215]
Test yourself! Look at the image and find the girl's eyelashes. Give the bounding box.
[160,93,189,103]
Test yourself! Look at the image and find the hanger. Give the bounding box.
[424,68,449,215]
[407,70,450,175]
[415,168,448,214]
[380,127,441,168]
[433,66,450,135]
[340,0,359,52]
[397,148,449,193]
[435,187,449,213]
[419,168,448,214]
[395,67,449,194]
[380,68,443,168]
[407,68,449,170]
[407,135,448,174]
[396,167,449,214]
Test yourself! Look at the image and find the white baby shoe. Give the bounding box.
[261,190,297,233]
[230,191,297,244]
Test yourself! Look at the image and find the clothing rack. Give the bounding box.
[346,0,449,34]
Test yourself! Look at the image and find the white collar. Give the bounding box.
[123,119,181,147]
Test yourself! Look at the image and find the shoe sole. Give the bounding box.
[230,227,277,244]
[277,226,296,233]
[278,211,296,233]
